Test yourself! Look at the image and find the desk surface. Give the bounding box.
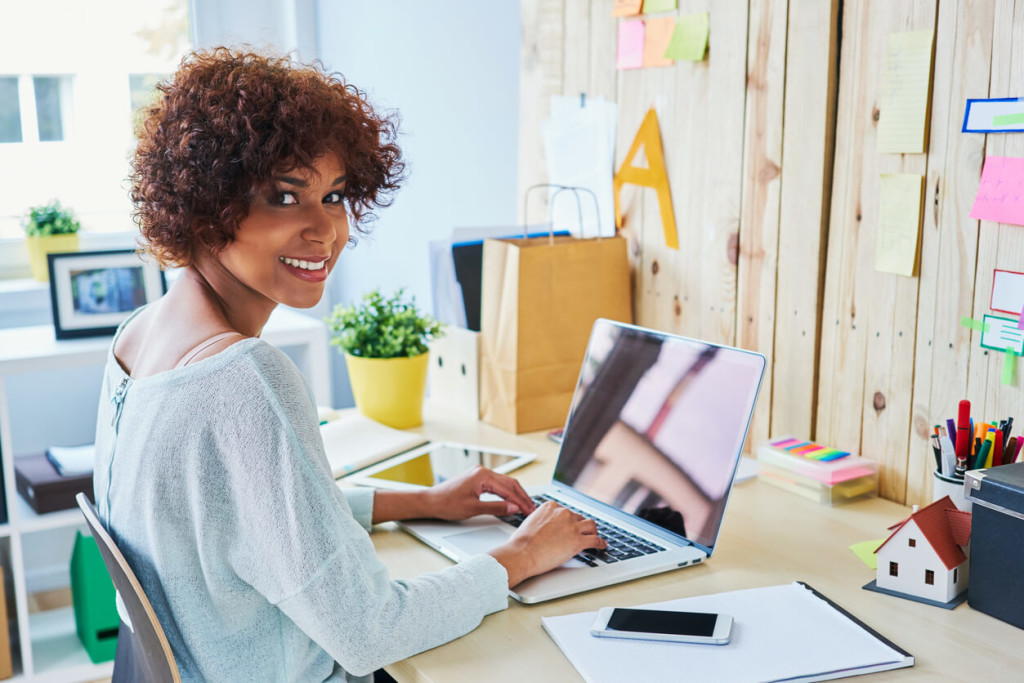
[361,405,1024,682]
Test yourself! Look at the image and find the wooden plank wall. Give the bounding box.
[519,0,1024,505]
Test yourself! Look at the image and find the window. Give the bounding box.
[908,538,916,547]
[925,569,934,585]
[0,1,192,276]
[889,561,899,577]
[33,76,66,141]
[0,77,22,143]
[953,567,958,582]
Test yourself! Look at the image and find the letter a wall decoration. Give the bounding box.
[613,108,678,249]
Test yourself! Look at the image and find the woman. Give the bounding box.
[94,48,604,681]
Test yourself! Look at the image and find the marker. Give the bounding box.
[993,428,1004,467]
[974,438,992,470]
[1016,435,1024,463]
[1005,436,1018,466]
[955,400,971,461]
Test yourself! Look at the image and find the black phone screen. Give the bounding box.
[607,608,718,636]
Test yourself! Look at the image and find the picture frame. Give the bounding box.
[47,249,167,340]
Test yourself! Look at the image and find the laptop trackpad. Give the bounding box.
[443,527,514,555]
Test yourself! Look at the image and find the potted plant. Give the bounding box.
[326,288,443,428]
[23,200,81,281]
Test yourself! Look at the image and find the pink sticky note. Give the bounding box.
[617,20,645,70]
[1019,301,1024,330]
[970,156,1024,226]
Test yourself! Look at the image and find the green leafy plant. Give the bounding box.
[23,200,81,237]
[326,288,443,358]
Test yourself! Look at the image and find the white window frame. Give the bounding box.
[8,74,74,145]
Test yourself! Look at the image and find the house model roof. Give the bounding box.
[874,495,972,570]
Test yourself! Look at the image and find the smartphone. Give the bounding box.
[590,607,733,645]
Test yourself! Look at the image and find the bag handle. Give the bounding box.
[522,183,602,243]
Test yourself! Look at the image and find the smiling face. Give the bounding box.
[214,154,349,311]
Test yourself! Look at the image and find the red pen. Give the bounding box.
[955,400,971,460]
[993,427,1004,467]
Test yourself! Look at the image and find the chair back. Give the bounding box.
[76,492,181,683]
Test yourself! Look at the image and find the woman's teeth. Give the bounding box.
[280,257,325,271]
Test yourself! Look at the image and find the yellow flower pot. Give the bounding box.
[26,234,79,282]
[345,352,430,429]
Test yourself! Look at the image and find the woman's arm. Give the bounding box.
[370,466,536,524]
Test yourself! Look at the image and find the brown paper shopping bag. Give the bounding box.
[479,233,632,433]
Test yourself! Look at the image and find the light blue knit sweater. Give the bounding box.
[93,331,508,681]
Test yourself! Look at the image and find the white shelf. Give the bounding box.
[0,311,332,680]
[14,497,85,535]
[28,608,114,683]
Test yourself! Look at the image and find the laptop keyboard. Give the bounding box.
[496,494,666,567]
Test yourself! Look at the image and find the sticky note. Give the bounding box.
[665,12,709,61]
[875,173,924,277]
[969,156,1024,226]
[990,269,1024,316]
[877,30,935,153]
[963,97,1024,133]
[980,314,1024,354]
[850,539,885,570]
[617,20,645,70]
[643,0,677,12]
[643,17,675,68]
[612,0,643,17]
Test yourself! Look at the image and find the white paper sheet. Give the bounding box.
[541,95,617,238]
[541,582,912,683]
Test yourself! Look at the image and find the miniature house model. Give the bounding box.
[874,495,972,604]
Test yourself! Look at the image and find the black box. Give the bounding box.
[14,453,94,514]
[965,463,1024,630]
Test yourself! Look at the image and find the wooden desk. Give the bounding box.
[364,408,1024,682]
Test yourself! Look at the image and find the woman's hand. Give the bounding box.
[422,465,536,521]
[488,501,607,587]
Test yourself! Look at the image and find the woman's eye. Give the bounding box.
[274,192,298,206]
[323,191,344,204]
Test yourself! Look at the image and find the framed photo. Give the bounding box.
[47,249,167,340]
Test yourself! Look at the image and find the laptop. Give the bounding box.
[401,318,766,603]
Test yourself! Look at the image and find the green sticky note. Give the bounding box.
[993,112,1024,127]
[960,316,990,332]
[643,0,677,13]
[665,12,709,61]
[1004,348,1017,385]
[849,539,885,570]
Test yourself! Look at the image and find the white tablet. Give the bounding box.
[346,441,536,491]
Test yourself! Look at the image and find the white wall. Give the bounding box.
[193,0,521,407]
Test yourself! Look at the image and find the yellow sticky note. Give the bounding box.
[612,0,643,17]
[850,539,885,570]
[643,0,677,13]
[875,173,924,277]
[877,30,935,153]
[643,18,676,68]
[665,12,709,61]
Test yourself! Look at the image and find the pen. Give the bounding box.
[974,438,991,470]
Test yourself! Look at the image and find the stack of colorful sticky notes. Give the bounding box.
[757,436,878,506]
[767,437,852,462]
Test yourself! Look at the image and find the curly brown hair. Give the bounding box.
[130,47,404,267]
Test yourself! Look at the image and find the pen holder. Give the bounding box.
[932,469,972,512]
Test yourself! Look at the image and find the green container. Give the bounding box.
[70,531,119,663]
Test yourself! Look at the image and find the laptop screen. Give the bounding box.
[553,319,765,554]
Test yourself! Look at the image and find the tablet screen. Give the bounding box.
[356,444,530,488]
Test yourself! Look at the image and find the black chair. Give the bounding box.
[76,493,181,683]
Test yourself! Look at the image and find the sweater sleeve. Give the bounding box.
[219,346,509,676]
